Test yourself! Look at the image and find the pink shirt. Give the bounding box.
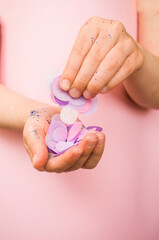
[0,1,159,239]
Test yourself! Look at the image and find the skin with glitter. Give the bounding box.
[59,11,159,109]
[0,0,159,172]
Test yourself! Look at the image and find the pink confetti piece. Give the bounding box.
[55,141,74,152]
[45,134,58,153]
[67,121,82,142]
[78,99,91,114]
[46,75,103,157]
[82,98,98,115]
[48,120,67,141]
[54,95,69,106]
[52,77,70,102]
[53,127,67,142]
[69,95,87,106]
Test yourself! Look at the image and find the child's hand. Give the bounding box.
[59,16,144,99]
[23,105,105,172]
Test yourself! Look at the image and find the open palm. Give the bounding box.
[23,105,105,172]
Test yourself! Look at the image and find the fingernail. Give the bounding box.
[60,79,70,91]
[100,86,108,94]
[69,88,81,98]
[83,90,92,99]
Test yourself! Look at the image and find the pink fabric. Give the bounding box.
[0,1,159,240]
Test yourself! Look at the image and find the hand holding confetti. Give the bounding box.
[23,105,105,172]
[44,75,105,170]
[59,16,144,99]
[23,76,105,172]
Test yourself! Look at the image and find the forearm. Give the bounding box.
[0,84,58,130]
[124,48,159,109]
[124,0,159,109]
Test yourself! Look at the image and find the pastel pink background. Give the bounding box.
[0,0,159,239]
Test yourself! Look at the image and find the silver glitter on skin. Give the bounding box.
[28,126,40,140]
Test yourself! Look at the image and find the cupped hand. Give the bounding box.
[23,105,105,172]
[59,16,144,99]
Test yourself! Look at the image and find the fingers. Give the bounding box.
[23,123,48,171]
[83,39,133,98]
[44,133,98,172]
[24,120,105,173]
[68,31,119,98]
[64,133,98,172]
[82,132,105,169]
[44,145,83,173]
[60,17,144,98]
[44,132,105,173]
[102,49,143,92]
[59,18,99,92]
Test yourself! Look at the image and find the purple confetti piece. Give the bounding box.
[53,127,68,142]
[69,95,87,106]
[52,77,70,102]
[54,142,79,157]
[48,120,67,141]
[47,147,57,154]
[54,95,69,106]
[86,126,103,132]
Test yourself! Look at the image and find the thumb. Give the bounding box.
[23,124,48,171]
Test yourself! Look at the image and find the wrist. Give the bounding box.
[23,101,60,131]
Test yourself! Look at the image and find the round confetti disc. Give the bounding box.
[53,127,67,142]
[69,95,87,106]
[78,99,91,114]
[53,77,70,102]
[48,120,67,141]
[86,125,103,132]
[83,97,98,115]
[54,95,69,106]
[46,75,103,157]
[60,106,78,125]
[51,114,61,123]
[45,134,58,153]
[55,141,74,152]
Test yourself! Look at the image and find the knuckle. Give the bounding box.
[89,48,102,62]
[114,20,124,31]
[106,57,119,71]
[125,62,133,75]
[88,81,100,94]
[66,62,79,75]
[75,77,87,87]
[125,36,136,52]
[72,45,85,57]
[137,49,144,67]
[89,16,100,22]
[82,16,99,29]
[107,80,117,89]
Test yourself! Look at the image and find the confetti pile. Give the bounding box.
[45,75,103,157]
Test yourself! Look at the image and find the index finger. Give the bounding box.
[44,145,83,172]
[59,18,99,92]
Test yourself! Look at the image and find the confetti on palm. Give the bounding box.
[45,75,103,157]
